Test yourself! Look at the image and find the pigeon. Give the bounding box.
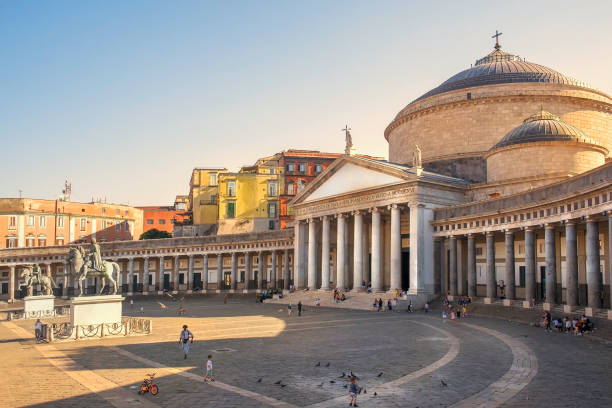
[280,384,287,388]
[317,383,323,387]
[256,378,262,383]
[339,372,346,378]
[325,362,330,367]
[440,380,448,387]
[377,372,384,377]
[315,362,320,367]
[373,392,378,397]
[350,371,359,380]
[363,388,367,394]
[342,384,347,388]
[274,380,282,385]
[330,380,335,384]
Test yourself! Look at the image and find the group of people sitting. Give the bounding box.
[543,312,594,335]
[333,288,346,302]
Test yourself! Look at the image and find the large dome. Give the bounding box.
[410,49,594,105]
[490,110,603,151]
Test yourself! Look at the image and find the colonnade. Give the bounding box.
[443,215,612,311]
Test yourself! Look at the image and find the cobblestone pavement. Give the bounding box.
[2,295,612,407]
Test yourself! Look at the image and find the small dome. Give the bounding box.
[490,110,604,151]
[409,49,593,105]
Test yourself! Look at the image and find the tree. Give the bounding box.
[139,228,172,240]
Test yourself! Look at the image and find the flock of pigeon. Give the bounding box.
[255,362,384,397]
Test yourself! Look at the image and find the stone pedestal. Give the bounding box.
[503,299,512,306]
[585,307,594,317]
[70,295,124,326]
[563,305,575,313]
[543,302,552,311]
[484,298,494,304]
[522,301,531,309]
[24,295,55,318]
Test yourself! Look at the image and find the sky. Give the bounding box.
[1,0,612,206]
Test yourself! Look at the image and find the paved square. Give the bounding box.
[2,295,612,407]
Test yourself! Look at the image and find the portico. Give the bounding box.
[290,155,465,303]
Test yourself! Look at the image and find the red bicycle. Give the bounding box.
[139,373,159,395]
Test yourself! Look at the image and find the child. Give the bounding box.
[349,376,360,407]
[287,303,292,316]
[205,354,214,382]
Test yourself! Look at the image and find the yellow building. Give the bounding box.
[188,167,227,234]
[217,157,283,235]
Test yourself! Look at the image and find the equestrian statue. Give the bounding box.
[20,264,56,296]
[66,238,120,296]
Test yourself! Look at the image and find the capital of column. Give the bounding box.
[352,210,363,216]
[306,218,316,223]
[504,229,516,235]
[320,215,328,221]
[409,202,426,209]
[335,212,346,219]
[450,235,457,241]
[388,203,401,210]
[370,206,380,214]
[545,223,556,230]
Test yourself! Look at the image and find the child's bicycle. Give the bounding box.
[138,373,159,395]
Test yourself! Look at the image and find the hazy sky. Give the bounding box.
[2,1,611,205]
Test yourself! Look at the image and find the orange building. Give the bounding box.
[0,198,143,249]
[138,204,189,236]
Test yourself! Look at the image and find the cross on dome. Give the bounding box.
[492,30,503,50]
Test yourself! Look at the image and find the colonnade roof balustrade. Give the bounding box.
[0,229,293,266]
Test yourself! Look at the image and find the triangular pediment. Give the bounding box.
[292,156,415,205]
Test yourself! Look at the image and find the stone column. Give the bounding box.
[486,232,496,300]
[173,255,180,292]
[283,249,290,290]
[217,254,223,290]
[336,214,346,290]
[143,256,151,295]
[271,250,277,289]
[389,204,401,293]
[307,219,317,290]
[353,211,363,291]
[202,254,209,291]
[449,236,457,296]
[63,262,69,297]
[294,221,304,289]
[545,225,557,304]
[128,258,135,294]
[467,234,476,298]
[586,218,601,309]
[159,256,165,292]
[525,228,536,304]
[505,230,515,300]
[257,252,264,290]
[565,221,578,307]
[231,252,237,290]
[371,208,382,292]
[321,216,331,290]
[8,265,15,303]
[45,264,52,295]
[434,238,442,295]
[409,203,434,295]
[244,252,251,290]
[188,255,194,291]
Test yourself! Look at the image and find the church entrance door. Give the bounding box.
[401,251,410,291]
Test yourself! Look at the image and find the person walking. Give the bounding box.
[297,301,302,317]
[287,303,292,316]
[378,298,382,312]
[34,319,43,343]
[204,354,214,382]
[348,376,361,407]
[424,302,429,313]
[179,325,194,359]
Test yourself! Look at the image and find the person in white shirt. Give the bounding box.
[34,319,43,342]
[178,325,194,359]
[205,354,214,382]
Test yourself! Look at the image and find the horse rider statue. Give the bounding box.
[20,264,55,296]
[90,238,104,273]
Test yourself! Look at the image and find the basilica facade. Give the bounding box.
[1,40,611,318]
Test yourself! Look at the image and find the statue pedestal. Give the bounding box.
[70,295,124,326]
[24,295,55,319]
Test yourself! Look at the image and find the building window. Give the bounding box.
[518,244,524,254]
[299,163,306,173]
[147,219,154,225]
[159,219,166,225]
[115,209,120,216]
[287,182,295,195]
[38,236,46,247]
[227,202,236,218]
[115,222,121,231]
[6,236,17,248]
[8,216,16,230]
[268,202,277,218]
[210,195,217,205]
[80,218,86,231]
[227,181,236,197]
[269,168,274,175]
[467,92,472,100]
[519,266,526,287]
[125,210,129,216]
[287,163,294,172]
[209,173,217,186]
[179,273,185,284]
[57,216,64,228]
[26,235,35,247]
[268,181,277,196]
[27,215,35,226]
[125,222,130,232]
[269,220,275,230]
[39,216,46,228]
[476,247,483,256]
[102,207,106,215]
[315,164,322,173]
[56,237,64,246]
